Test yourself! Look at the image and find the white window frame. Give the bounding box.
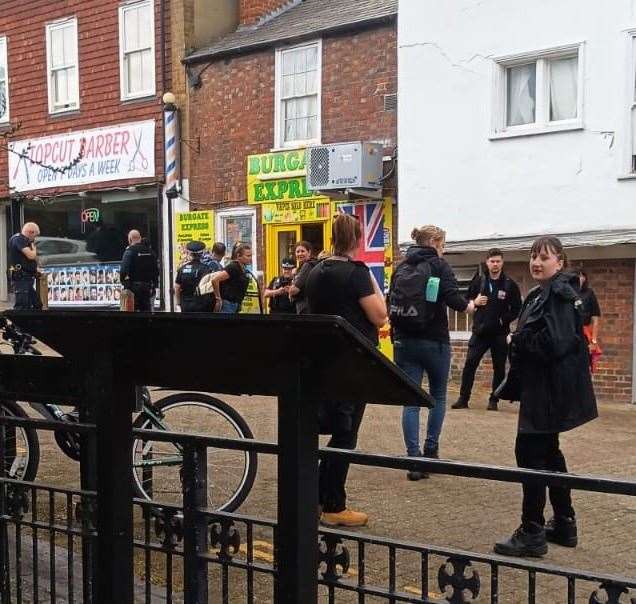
[118,0,156,101]
[215,207,258,271]
[0,37,9,123]
[45,17,79,115]
[490,42,584,140]
[274,40,322,150]
[620,28,636,178]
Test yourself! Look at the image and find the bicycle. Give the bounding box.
[0,318,257,512]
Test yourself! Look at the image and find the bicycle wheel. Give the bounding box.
[132,392,257,512]
[0,400,40,482]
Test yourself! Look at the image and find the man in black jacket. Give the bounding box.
[120,229,159,311]
[452,248,522,411]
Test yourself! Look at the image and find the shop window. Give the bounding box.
[491,44,583,139]
[45,17,79,114]
[0,37,8,123]
[119,0,155,100]
[275,40,321,148]
[216,208,257,269]
[23,195,159,306]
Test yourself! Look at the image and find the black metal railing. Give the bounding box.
[2,417,635,603]
[0,311,634,603]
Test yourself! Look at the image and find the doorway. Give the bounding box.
[266,221,330,283]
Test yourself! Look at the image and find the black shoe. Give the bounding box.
[487,397,499,411]
[406,451,430,480]
[545,516,577,547]
[406,470,429,481]
[494,523,548,557]
[451,398,469,409]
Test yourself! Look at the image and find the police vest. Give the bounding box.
[178,262,211,296]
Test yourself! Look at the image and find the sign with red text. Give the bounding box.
[8,120,155,192]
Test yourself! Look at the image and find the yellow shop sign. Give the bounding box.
[262,200,331,224]
[247,149,325,204]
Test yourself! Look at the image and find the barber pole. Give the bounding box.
[163,102,180,194]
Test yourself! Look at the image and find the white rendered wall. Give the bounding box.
[398,0,636,244]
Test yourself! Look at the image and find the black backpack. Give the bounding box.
[389,259,436,331]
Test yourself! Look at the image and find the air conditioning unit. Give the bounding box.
[307,142,383,192]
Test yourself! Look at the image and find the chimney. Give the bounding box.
[239,0,294,26]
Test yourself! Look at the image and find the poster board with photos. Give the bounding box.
[43,263,121,307]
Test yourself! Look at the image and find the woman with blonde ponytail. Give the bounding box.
[390,225,475,480]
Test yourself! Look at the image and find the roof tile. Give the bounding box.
[185,0,397,63]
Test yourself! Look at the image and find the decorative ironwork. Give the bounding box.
[589,582,629,604]
[438,557,480,604]
[5,484,29,518]
[209,518,241,561]
[318,534,350,581]
[75,499,97,531]
[154,509,184,549]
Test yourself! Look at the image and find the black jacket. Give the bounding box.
[468,270,522,336]
[120,241,159,288]
[499,272,598,434]
[393,246,468,342]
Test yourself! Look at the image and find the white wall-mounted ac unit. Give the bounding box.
[306,142,383,192]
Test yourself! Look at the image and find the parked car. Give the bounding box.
[35,237,97,266]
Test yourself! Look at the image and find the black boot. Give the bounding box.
[451,397,469,409]
[487,397,499,411]
[494,523,548,557]
[545,516,577,547]
[406,451,429,481]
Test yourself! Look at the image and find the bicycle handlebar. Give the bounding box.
[0,317,40,355]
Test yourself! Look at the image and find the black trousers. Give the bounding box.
[319,403,366,513]
[129,282,154,312]
[13,276,41,310]
[515,432,575,528]
[459,333,507,401]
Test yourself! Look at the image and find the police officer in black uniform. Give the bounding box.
[264,257,296,314]
[9,222,42,310]
[175,241,213,312]
[120,229,159,312]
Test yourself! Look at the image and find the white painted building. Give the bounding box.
[397,0,636,403]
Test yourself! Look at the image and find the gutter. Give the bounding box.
[183,14,397,66]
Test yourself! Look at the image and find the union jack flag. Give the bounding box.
[338,201,386,289]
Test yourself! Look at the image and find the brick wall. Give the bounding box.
[239,0,292,25]
[0,0,170,198]
[449,259,635,404]
[189,23,397,205]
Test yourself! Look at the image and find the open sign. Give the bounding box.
[81,208,100,223]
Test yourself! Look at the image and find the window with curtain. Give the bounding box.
[0,37,8,122]
[276,42,321,147]
[501,48,580,133]
[119,0,155,99]
[46,18,79,113]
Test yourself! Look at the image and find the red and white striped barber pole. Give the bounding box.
[163,99,180,196]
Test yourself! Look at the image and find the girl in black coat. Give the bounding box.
[494,236,598,558]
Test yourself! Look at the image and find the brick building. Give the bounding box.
[0,0,236,309]
[184,0,398,335]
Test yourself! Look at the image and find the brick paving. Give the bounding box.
[6,382,636,602]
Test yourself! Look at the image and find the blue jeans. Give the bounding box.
[220,300,240,314]
[394,337,451,456]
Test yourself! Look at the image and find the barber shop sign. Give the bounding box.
[8,120,155,192]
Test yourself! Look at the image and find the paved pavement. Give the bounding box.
[5,381,636,602]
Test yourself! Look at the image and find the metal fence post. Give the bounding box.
[182,443,209,604]
[0,420,9,604]
[83,353,135,603]
[276,379,319,604]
